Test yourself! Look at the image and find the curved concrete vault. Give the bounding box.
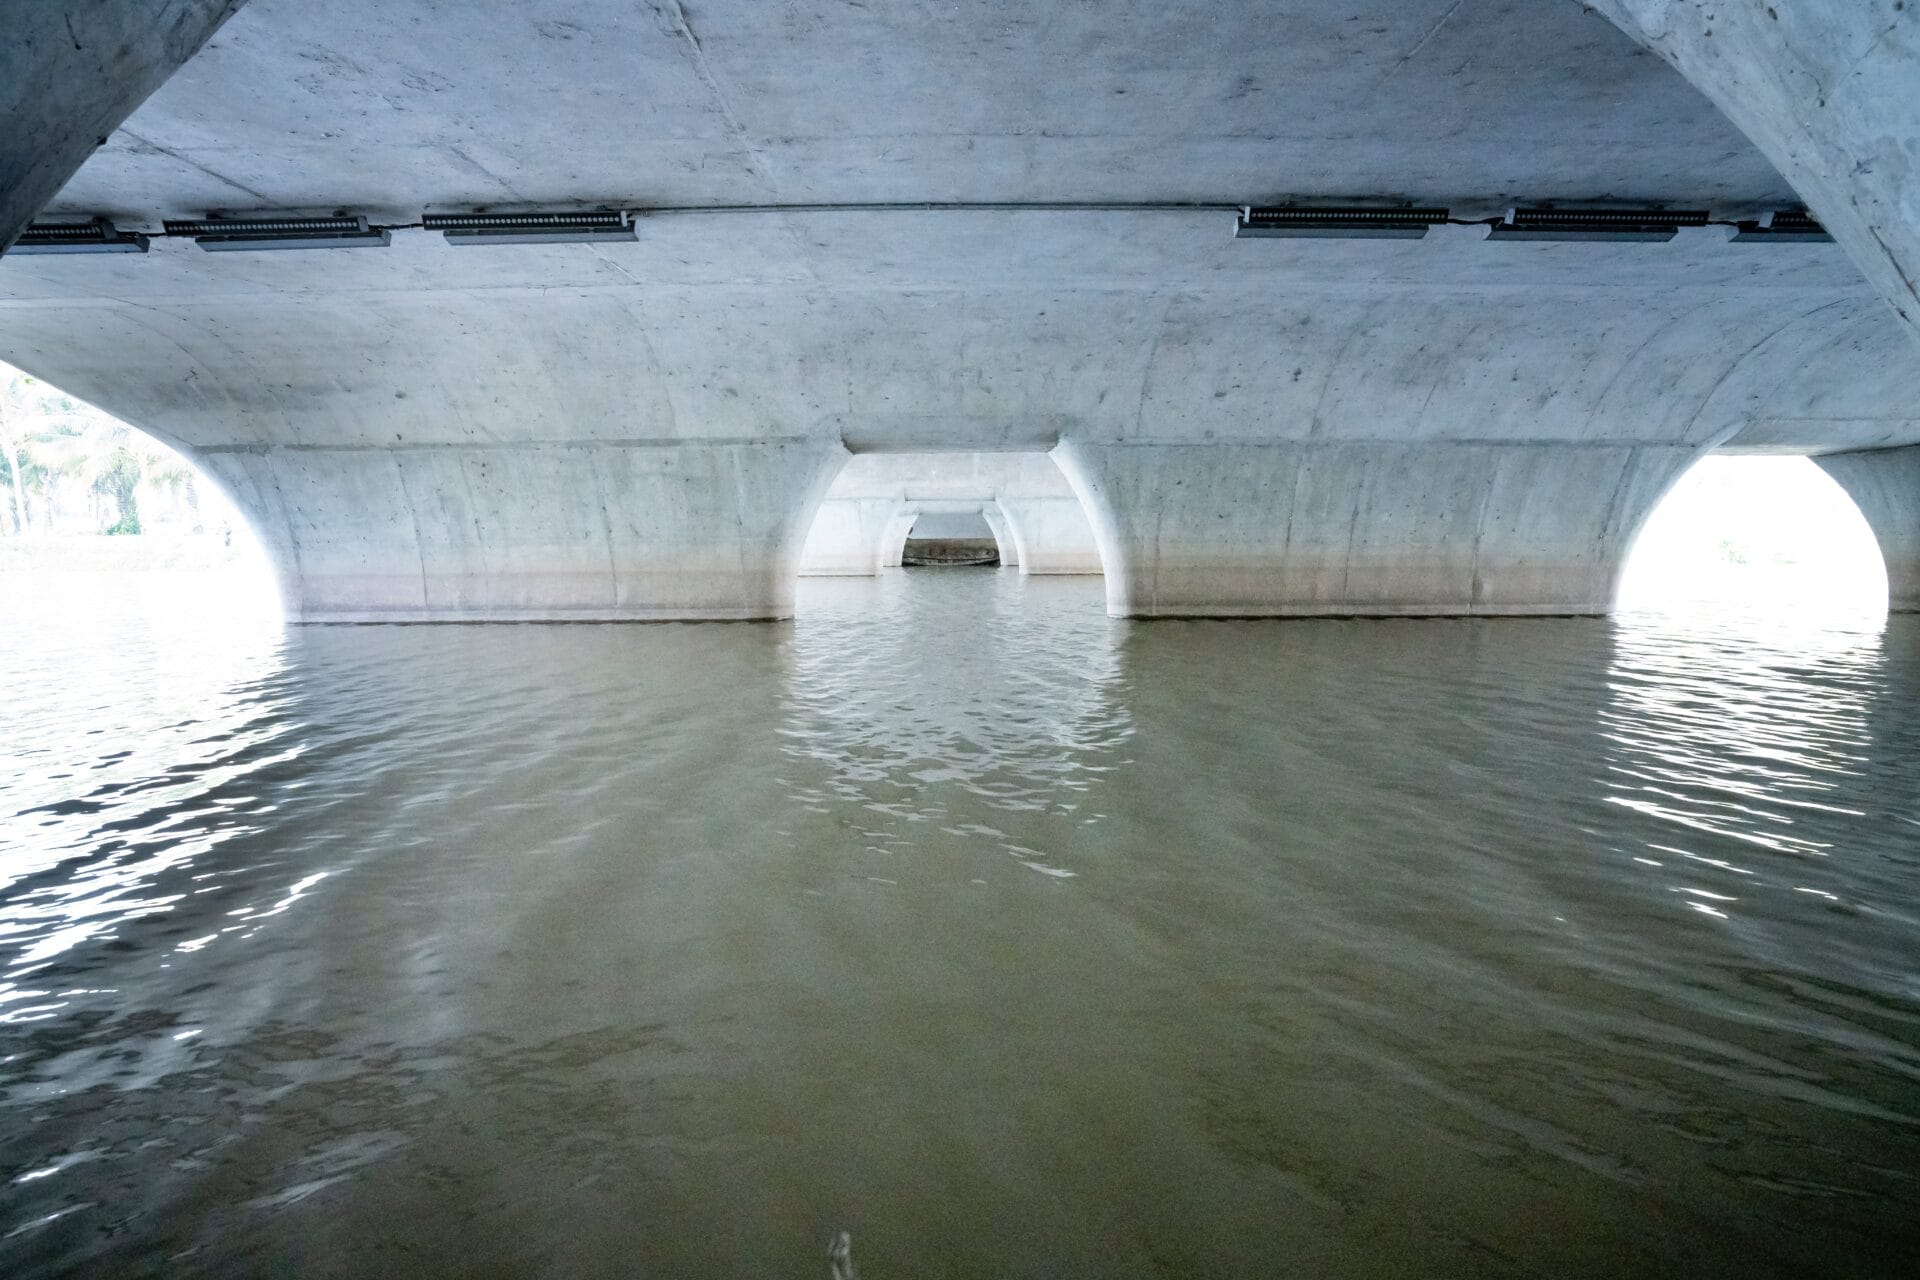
[2,0,1918,619]
[801,454,1100,579]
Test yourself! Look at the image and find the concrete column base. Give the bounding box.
[201,440,842,622]
[1056,440,1696,618]
[1814,446,1920,612]
[997,495,1103,576]
[799,497,900,576]
[981,507,1020,568]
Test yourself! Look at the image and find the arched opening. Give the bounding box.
[1617,454,1887,619]
[0,360,279,621]
[797,450,1105,581]
[901,509,1000,567]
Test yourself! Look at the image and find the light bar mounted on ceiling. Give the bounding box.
[9,218,150,255]
[1237,205,1449,240]
[1731,209,1833,243]
[165,215,390,251]
[1488,207,1709,243]
[423,210,636,245]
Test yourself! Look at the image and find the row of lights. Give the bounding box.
[1234,205,1829,243]
[6,203,1830,256]
[8,209,640,255]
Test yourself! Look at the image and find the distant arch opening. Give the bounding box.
[902,510,999,567]
[1617,455,1887,617]
[797,450,1104,580]
[0,361,278,619]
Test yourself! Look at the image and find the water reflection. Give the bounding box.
[1605,607,1887,881]
[780,573,1128,878]
[0,574,1917,1277]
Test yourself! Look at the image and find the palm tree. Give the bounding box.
[0,370,32,535]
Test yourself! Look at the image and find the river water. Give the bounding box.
[3,570,1918,1277]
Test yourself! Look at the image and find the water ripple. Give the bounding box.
[1,575,1917,1276]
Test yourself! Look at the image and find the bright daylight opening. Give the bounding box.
[0,361,278,620]
[1617,455,1887,617]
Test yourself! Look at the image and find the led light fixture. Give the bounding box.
[1732,209,1832,243]
[1237,206,1449,239]
[423,210,636,245]
[8,218,149,255]
[1487,207,1709,243]
[165,216,390,250]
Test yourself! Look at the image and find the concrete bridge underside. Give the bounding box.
[3,0,1919,620]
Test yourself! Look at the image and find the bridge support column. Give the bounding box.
[1814,446,1920,612]
[1591,0,1920,341]
[997,495,1103,576]
[1056,440,1695,618]
[2,1,246,249]
[981,506,1019,568]
[200,440,842,621]
[799,497,899,576]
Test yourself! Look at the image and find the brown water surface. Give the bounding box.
[3,571,1918,1276]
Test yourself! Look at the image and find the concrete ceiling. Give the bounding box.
[4,0,1915,464]
[44,0,1794,220]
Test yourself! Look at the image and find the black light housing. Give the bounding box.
[1732,209,1833,243]
[424,210,636,245]
[8,218,150,255]
[1237,205,1449,239]
[1488,207,1709,243]
[165,215,390,250]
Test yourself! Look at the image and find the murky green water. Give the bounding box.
[4,571,1919,1277]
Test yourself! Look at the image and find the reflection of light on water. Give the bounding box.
[1602,607,1886,919]
[1610,456,1893,921]
[0,578,292,1023]
[1618,455,1887,615]
[781,572,1128,878]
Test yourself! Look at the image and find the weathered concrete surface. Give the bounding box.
[998,497,1104,577]
[1590,0,1920,341]
[200,441,843,621]
[800,498,901,578]
[0,0,244,251]
[1815,447,1920,612]
[1060,442,1696,616]
[981,508,1019,569]
[4,0,1920,617]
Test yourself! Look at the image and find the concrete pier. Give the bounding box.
[4,0,1920,618]
[1816,447,1920,614]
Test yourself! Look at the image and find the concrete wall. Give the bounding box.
[8,0,1920,621]
[0,0,244,250]
[909,511,994,541]
[1059,442,1697,617]
[1591,1,1920,344]
[202,441,843,621]
[998,496,1104,577]
[1815,447,1920,613]
[4,225,1911,618]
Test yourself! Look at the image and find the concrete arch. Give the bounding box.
[887,502,1007,566]
[7,1,1920,623]
[1055,437,1707,618]
[799,453,1102,580]
[1,1,245,250]
[199,439,847,622]
[1590,1,1920,344]
[981,506,1019,569]
[1814,447,1920,612]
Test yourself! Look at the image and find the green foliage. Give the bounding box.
[93,446,143,535]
